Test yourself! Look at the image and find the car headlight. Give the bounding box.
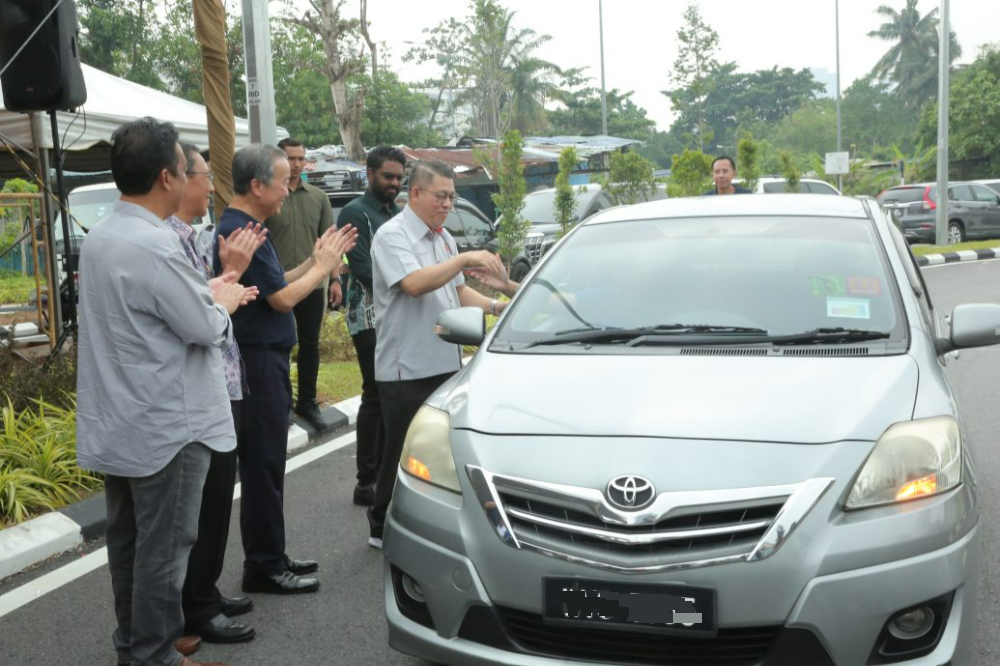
[399,405,461,493]
[846,417,961,510]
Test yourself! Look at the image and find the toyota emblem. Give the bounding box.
[606,475,656,511]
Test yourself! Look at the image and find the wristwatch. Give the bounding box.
[490,299,498,316]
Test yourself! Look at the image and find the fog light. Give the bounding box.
[401,573,425,603]
[887,606,934,640]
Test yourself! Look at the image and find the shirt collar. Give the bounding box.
[113,200,170,230]
[400,204,439,241]
[165,215,197,242]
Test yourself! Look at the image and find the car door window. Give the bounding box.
[948,185,973,202]
[443,209,468,248]
[807,181,839,195]
[972,185,1000,204]
[887,220,933,331]
[456,205,494,250]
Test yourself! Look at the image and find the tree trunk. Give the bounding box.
[329,79,365,161]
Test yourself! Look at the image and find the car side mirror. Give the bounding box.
[436,307,485,346]
[936,303,1000,354]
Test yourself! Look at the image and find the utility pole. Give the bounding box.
[242,0,277,145]
[935,0,950,247]
[835,0,843,193]
[599,0,608,136]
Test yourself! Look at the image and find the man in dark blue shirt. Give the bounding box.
[215,144,356,596]
[704,156,752,195]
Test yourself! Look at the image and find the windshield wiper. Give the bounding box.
[523,324,768,348]
[768,327,890,345]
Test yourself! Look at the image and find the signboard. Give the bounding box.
[247,76,261,107]
[825,151,850,175]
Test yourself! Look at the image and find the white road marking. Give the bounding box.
[923,257,1000,269]
[0,431,358,619]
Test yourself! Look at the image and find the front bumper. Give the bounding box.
[383,471,979,666]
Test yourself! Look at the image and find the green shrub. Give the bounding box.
[0,346,77,416]
[318,313,356,362]
[0,397,102,526]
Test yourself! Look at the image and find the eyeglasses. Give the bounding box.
[186,170,214,183]
[423,188,457,203]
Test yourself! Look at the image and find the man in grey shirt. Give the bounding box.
[367,161,517,548]
[76,117,253,666]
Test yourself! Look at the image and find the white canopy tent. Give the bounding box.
[0,63,285,178]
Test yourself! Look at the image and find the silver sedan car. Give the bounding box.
[382,194,996,666]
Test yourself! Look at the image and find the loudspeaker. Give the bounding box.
[0,0,87,112]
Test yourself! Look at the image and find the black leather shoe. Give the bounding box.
[353,483,375,506]
[219,595,253,617]
[187,613,255,643]
[285,556,318,575]
[294,401,328,431]
[242,570,320,595]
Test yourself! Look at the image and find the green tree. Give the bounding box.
[638,132,685,169]
[404,18,469,134]
[667,149,713,197]
[553,147,579,237]
[916,47,1000,179]
[666,3,722,152]
[737,135,761,193]
[779,151,801,192]
[841,76,915,155]
[603,151,657,205]
[547,88,656,139]
[77,0,164,90]
[765,99,838,158]
[868,0,962,113]
[492,130,529,266]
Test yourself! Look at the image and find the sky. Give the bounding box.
[287,0,1000,132]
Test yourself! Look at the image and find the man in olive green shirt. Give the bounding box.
[337,146,406,506]
[264,138,335,430]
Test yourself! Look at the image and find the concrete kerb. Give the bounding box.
[0,396,361,584]
[915,247,1000,267]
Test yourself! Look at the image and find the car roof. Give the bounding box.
[586,193,870,225]
[525,183,604,197]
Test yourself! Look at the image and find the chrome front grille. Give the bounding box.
[467,465,832,574]
[525,236,544,264]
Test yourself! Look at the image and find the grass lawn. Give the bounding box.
[316,360,363,405]
[0,274,42,304]
[911,239,1000,255]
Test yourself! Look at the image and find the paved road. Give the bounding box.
[2,260,1000,666]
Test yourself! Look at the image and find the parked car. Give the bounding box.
[385,193,985,666]
[877,182,1000,244]
[739,177,842,195]
[326,187,498,255]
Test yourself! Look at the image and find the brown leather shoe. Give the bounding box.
[175,635,202,656]
[179,657,228,666]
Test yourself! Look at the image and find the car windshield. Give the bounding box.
[493,215,905,349]
[521,189,598,225]
[66,187,120,237]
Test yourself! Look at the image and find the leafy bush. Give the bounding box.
[0,347,77,416]
[0,398,102,526]
[318,312,356,362]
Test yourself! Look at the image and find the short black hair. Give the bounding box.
[367,146,407,172]
[277,137,304,150]
[110,117,181,196]
[180,142,201,173]
[712,155,736,171]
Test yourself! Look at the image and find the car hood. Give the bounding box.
[442,351,919,443]
[527,223,562,237]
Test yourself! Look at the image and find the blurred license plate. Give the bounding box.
[543,578,716,636]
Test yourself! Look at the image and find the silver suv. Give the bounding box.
[382,194,988,665]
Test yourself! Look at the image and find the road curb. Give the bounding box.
[0,395,361,583]
[915,247,1000,267]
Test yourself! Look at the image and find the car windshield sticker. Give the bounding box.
[847,276,882,295]
[827,297,871,319]
[809,275,846,297]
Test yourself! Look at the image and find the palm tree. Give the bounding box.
[868,0,961,113]
[456,0,566,139]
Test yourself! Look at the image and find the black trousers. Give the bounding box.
[182,401,240,626]
[369,372,455,532]
[293,289,325,408]
[238,345,292,575]
[351,329,384,486]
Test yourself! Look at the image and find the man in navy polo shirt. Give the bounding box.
[214,144,357,595]
[704,156,752,195]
